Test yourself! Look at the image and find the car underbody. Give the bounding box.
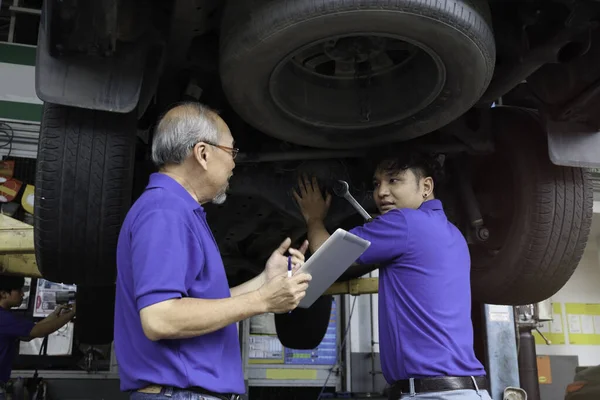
[31,0,600,347]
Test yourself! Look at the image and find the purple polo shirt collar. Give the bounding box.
[419,199,442,211]
[146,173,203,212]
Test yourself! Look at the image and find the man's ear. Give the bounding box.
[193,142,210,171]
[423,176,434,197]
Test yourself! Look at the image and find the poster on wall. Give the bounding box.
[11,277,31,310]
[565,303,600,345]
[534,303,566,345]
[33,279,77,318]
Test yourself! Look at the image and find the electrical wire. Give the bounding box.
[0,122,14,158]
[317,295,358,400]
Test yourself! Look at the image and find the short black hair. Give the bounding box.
[373,148,444,190]
[0,275,25,293]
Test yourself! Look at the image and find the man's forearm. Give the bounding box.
[29,312,74,338]
[140,290,266,341]
[230,273,265,297]
[306,220,331,254]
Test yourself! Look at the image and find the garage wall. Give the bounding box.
[0,42,42,123]
[536,204,600,367]
[0,42,42,160]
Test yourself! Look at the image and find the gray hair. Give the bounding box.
[151,102,221,168]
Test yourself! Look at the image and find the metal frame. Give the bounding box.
[5,0,41,43]
[483,305,521,400]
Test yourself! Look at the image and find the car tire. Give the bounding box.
[220,0,495,149]
[34,103,136,286]
[469,107,594,305]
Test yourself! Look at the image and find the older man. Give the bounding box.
[114,103,312,400]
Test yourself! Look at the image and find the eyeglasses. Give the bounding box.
[208,143,239,160]
[192,141,239,160]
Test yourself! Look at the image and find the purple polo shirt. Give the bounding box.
[0,307,34,383]
[349,199,485,383]
[114,173,244,393]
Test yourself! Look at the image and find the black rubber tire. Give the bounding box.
[275,295,333,349]
[220,0,495,149]
[470,107,594,305]
[34,103,136,286]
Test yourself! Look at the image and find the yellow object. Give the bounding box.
[265,369,317,380]
[0,214,41,277]
[0,214,35,254]
[565,303,600,345]
[324,277,378,295]
[533,303,566,345]
[21,184,35,215]
[0,254,42,278]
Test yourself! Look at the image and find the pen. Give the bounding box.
[287,256,292,314]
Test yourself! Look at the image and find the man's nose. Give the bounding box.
[376,184,390,197]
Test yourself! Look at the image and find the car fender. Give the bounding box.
[35,13,164,114]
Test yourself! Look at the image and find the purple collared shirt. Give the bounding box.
[0,308,34,383]
[114,173,244,393]
[349,199,485,383]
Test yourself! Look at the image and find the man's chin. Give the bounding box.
[378,205,396,214]
[212,192,227,205]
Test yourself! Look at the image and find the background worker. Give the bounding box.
[294,151,491,400]
[0,276,76,400]
[114,102,312,400]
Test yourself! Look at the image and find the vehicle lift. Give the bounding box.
[1,211,527,400]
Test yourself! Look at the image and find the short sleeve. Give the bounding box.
[348,209,409,265]
[130,209,198,311]
[0,312,35,338]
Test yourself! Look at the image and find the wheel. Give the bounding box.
[220,0,495,149]
[34,103,136,286]
[469,107,594,305]
[274,295,333,349]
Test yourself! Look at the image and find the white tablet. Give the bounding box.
[296,228,371,308]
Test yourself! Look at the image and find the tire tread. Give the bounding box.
[34,103,136,285]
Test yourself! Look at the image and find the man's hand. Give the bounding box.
[264,238,309,282]
[257,273,312,313]
[52,303,76,318]
[51,304,69,317]
[293,175,332,224]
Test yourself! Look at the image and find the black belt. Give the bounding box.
[389,376,487,398]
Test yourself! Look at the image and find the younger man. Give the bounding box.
[0,276,76,399]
